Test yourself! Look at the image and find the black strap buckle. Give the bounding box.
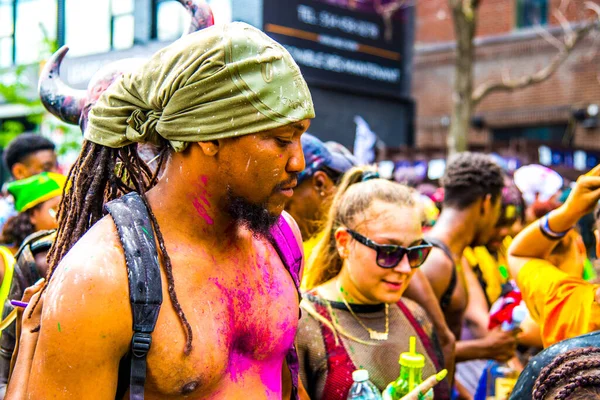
[131,332,152,358]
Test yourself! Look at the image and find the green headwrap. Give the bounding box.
[86,22,315,151]
[7,172,66,212]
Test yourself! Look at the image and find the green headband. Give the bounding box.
[85,22,315,152]
[7,172,66,212]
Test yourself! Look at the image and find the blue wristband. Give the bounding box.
[539,213,570,240]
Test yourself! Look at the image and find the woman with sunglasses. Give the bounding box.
[296,167,450,400]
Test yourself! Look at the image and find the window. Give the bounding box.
[0,0,14,67]
[1,0,58,66]
[516,0,548,29]
[64,0,133,57]
[15,0,57,64]
[110,0,134,50]
[153,0,188,41]
[65,0,111,56]
[151,0,232,41]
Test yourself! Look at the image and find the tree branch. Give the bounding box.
[472,17,599,106]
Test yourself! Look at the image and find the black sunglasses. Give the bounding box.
[346,229,433,269]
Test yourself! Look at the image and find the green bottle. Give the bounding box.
[382,336,434,400]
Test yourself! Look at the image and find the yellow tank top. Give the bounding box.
[463,243,510,305]
[0,247,15,339]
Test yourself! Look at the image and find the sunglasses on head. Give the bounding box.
[346,229,433,269]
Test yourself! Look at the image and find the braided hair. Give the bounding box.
[34,140,195,355]
[532,347,600,400]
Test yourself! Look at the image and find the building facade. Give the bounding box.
[1,0,416,162]
[412,0,600,178]
[0,0,230,178]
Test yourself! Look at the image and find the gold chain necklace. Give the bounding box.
[336,281,389,341]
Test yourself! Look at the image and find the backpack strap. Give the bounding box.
[12,230,55,289]
[425,237,457,312]
[268,215,303,400]
[105,192,162,400]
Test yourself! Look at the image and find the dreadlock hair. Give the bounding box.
[37,140,196,355]
[1,207,38,247]
[303,166,415,290]
[441,152,504,210]
[532,347,600,400]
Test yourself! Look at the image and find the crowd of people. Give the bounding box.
[289,137,600,399]
[0,15,597,400]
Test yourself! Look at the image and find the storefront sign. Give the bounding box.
[263,0,413,98]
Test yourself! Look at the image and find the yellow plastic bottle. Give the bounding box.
[382,336,434,400]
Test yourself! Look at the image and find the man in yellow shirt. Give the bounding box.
[508,164,600,348]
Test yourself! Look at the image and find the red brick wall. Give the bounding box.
[415,0,454,43]
[412,0,600,153]
[416,0,600,44]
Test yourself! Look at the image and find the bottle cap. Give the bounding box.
[352,369,370,382]
[399,336,425,368]
[511,304,528,326]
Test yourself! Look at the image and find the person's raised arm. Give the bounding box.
[22,223,132,399]
[508,164,600,278]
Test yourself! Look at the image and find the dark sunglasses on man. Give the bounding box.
[346,229,433,269]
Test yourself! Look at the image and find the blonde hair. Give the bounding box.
[303,166,415,290]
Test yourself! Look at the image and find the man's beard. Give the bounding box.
[225,189,279,238]
[225,174,297,238]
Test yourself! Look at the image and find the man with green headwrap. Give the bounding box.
[18,22,314,399]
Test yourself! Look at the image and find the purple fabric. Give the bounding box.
[269,216,303,400]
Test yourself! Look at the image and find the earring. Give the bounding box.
[320,191,325,197]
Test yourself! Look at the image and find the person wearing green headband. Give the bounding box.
[0,171,64,261]
[22,22,314,399]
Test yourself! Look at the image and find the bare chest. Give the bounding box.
[140,248,299,397]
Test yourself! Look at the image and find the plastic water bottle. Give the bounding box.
[347,369,383,400]
[485,304,528,400]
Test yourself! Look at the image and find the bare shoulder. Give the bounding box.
[400,297,435,335]
[421,247,454,275]
[27,216,133,397]
[419,247,455,297]
[48,216,128,294]
[401,297,429,321]
[43,216,132,349]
